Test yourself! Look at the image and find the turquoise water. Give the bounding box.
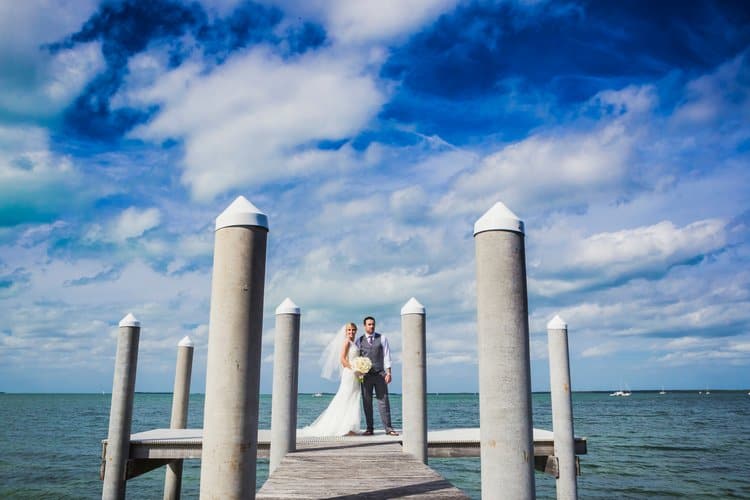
[1,392,749,498]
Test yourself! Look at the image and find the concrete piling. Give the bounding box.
[401,297,428,464]
[199,196,269,500]
[163,336,195,500]
[547,315,578,500]
[269,298,301,474]
[102,313,141,500]
[474,202,535,500]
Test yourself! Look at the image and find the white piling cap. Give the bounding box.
[275,297,300,315]
[473,201,524,235]
[547,314,567,330]
[215,196,269,231]
[119,312,140,327]
[401,297,425,315]
[178,335,194,348]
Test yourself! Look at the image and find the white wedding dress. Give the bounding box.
[299,340,361,436]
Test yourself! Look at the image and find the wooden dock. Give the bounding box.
[102,427,587,494]
[258,440,467,499]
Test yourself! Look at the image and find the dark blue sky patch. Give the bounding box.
[194,1,281,63]
[282,21,327,57]
[93,194,138,213]
[350,127,421,151]
[381,0,750,143]
[380,87,556,144]
[315,138,349,150]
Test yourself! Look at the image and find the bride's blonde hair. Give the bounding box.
[345,322,357,333]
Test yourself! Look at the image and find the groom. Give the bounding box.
[357,316,398,436]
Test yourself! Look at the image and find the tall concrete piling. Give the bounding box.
[269,298,301,474]
[547,315,578,500]
[401,297,428,464]
[474,202,535,499]
[102,313,141,500]
[163,336,195,500]
[199,196,269,500]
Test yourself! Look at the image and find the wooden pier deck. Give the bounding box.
[102,427,587,490]
[258,440,467,499]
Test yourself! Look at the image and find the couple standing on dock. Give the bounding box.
[300,316,399,437]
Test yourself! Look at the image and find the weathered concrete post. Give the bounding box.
[199,196,269,500]
[474,202,535,499]
[269,298,301,474]
[102,313,141,500]
[548,315,578,500]
[163,336,195,500]
[401,297,427,464]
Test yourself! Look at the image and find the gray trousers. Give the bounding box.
[362,372,393,432]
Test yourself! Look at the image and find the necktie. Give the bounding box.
[368,335,373,345]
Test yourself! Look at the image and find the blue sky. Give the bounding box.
[1,0,749,394]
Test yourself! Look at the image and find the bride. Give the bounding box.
[299,322,361,436]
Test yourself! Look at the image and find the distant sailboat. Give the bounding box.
[610,390,628,396]
[610,384,632,397]
[659,386,666,395]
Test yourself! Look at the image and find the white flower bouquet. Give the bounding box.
[351,356,372,382]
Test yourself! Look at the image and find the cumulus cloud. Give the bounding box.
[319,0,459,44]
[269,0,459,44]
[530,218,727,295]
[127,46,386,200]
[111,207,162,241]
[437,119,638,217]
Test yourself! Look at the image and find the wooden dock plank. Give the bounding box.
[257,442,468,499]
[120,427,587,460]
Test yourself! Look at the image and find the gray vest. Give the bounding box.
[359,333,384,374]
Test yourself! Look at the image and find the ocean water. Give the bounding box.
[1,391,749,499]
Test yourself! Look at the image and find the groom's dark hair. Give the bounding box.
[363,316,375,325]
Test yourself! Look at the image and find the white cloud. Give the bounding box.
[128,46,386,200]
[572,219,724,271]
[529,218,727,295]
[266,0,459,44]
[581,341,620,358]
[437,119,637,217]
[590,84,657,116]
[320,0,459,44]
[111,207,162,242]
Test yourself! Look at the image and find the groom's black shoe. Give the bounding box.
[361,430,374,436]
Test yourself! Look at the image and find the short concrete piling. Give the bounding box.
[547,315,578,500]
[474,202,535,500]
[401,297,428,464]
[102,313,141,500]
[269,298,301,475]
[200,196,269,500]
[164,336,195,500]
